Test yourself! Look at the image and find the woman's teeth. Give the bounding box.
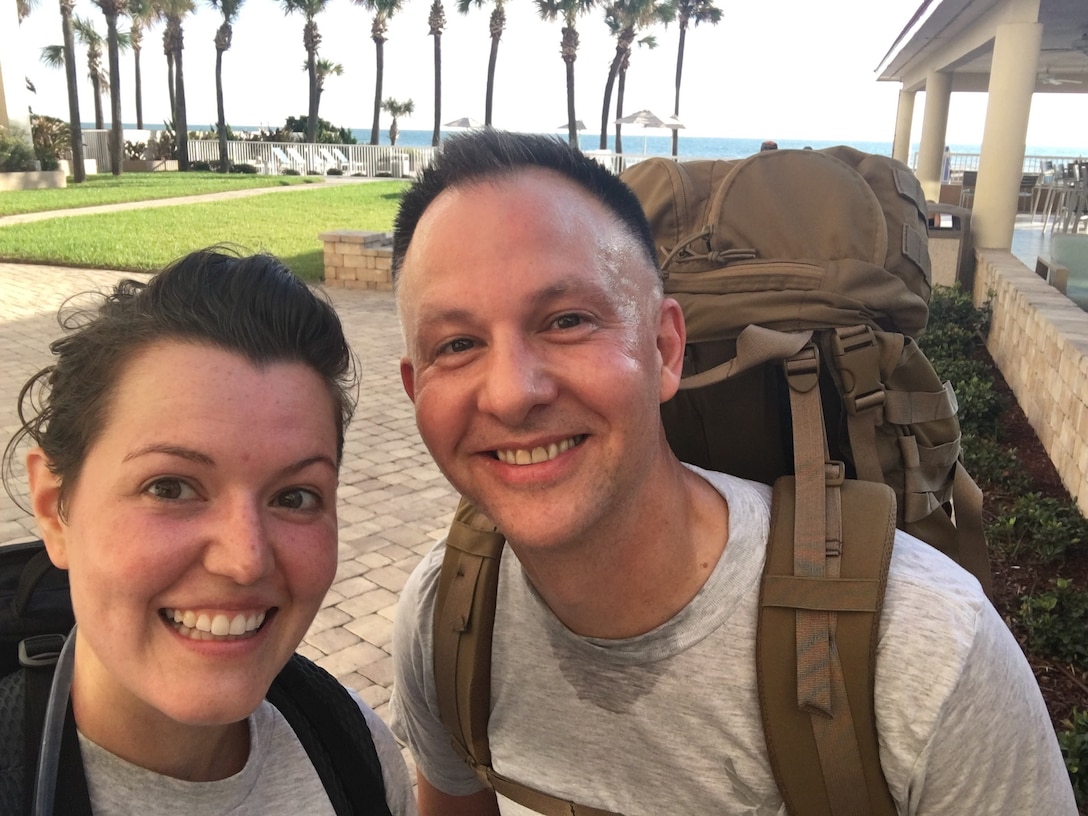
[163,608,267,641]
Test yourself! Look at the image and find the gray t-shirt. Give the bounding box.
[79,694,417,816]
[391,466,1076,815]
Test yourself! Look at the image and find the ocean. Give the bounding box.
[353,129,1086,161]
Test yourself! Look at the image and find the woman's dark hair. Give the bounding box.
[391,129,660,284]
[3,248,357,517]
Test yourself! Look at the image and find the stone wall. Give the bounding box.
[320,230,394,290]
[0,170,66,191]
[973,249,1088,514]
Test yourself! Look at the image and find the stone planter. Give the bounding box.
[122,159,178,172]
[0,170,67,191]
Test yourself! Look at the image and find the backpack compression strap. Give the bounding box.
[434,499,624,816]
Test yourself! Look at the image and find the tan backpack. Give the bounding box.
[431,147,992,816]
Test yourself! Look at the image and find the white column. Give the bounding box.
[916,71,952,200]
[972,21,1042,249]
[0,2,34,133]
[892,89,916,165]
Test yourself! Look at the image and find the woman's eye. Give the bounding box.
[144,478,197,501]
[275,488,321,511]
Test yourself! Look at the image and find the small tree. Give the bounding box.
[381,97,414,145]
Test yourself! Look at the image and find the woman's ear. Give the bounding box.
[25,447,70,569]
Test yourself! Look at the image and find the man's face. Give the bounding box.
[397,169,684,553]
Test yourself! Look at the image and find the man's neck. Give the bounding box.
[512,460,730,639]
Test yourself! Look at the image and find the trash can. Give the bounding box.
[926,203,974,290]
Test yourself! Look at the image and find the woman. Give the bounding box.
[1,249,416,815]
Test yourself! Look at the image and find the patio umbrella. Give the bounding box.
[615,109,670,154]
[444,117,484,129]
[557,120,587,131]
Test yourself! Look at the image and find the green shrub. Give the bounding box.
[1019,579,1088,667]
[1058,709,1088,809]
[989,493,1088,563]
[231,163,258,174]
[960,432,1030,493]
[0,126,38,172]
[282,167,300,176]
[31,113,68,170]
[949,372,1007,439]
[326,167,344,176]
[926,284,992,345]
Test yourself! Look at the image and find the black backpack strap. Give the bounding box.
[266,653,392,816]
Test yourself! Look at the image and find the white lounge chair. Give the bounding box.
[284,146,313,174]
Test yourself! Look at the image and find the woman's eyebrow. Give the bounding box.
[122,444,214,466]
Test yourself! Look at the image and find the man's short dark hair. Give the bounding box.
[392,129,659,282]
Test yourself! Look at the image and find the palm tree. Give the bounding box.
[155,0,194,170]
[17,0,40,22]
[613,32,656,154]
[352,0,404,146]
[381,96,413,145]
[598,0,674,150]
[457,0,508,126]
[314,57,343,125]
[536,0,595,146]
[282,0,331,143]
[128,0,156,129]
[427,0,445,146]
[74,17,107,129]
[207,0,246,172]
[92,0,130,175]
[58,0,85,181]
[670,0,719,156]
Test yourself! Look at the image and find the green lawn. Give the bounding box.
[0,172,317,217]
[0,181,407,280]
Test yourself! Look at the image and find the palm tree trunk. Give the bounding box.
[370,40,384,146]
[599,48,622,150]
[672,24,687,157]
[484,33,499,126]
[91,74,104,130]
[565,58,577,147]
[60,0,85,182]
[615,67,625,155]
[134,45,143,129]
[306,50,318,142]
[106,12,123,175]
[174,40,189,170]
[166,51,175,123]
[215,48,227,172]
[431,33,441,147]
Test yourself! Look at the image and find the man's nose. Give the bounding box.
[477,338,558,425]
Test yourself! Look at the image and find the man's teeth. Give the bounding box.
[496,436,581,466]
[163,608,267,641]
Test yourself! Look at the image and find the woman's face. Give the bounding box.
[28,340,341,740]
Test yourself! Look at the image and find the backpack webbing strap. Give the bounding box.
[951,463,993,599]
[266,654,393,816]
[768,342,898,816]
[434,498,506,771]
[759,478,897,816]
[434,500,625,815]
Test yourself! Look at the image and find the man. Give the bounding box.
[389,130,1075,815]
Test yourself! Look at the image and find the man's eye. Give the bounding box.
[145,479,197,500]
[439,337,475,354]
[554,313,584,330]
[275,488,321,511]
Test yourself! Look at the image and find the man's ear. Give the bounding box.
[400,357,417,403]
[25,447,70,569]
[656,297,686,403]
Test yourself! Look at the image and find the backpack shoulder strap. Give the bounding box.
[758,475,897,816]
[266,653,392,816]
[434,499,623,816]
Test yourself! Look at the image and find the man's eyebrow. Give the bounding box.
[415,279,607,325]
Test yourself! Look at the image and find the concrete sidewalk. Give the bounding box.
[0,261,457,776]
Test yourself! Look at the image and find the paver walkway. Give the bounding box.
[0,252,456,779]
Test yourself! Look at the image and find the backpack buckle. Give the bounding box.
[832,326,885,415]
[19,633,66,668]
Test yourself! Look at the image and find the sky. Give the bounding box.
[8,0,1088,148]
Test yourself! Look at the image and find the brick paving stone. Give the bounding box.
[306,625,362,656]
[358,655,395,686]
[367,565,412,593]
[337,587,399,619]
[345,614,395,648]
[309,605,353,634]
[316,639,388,679]
[331,574,380,598]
